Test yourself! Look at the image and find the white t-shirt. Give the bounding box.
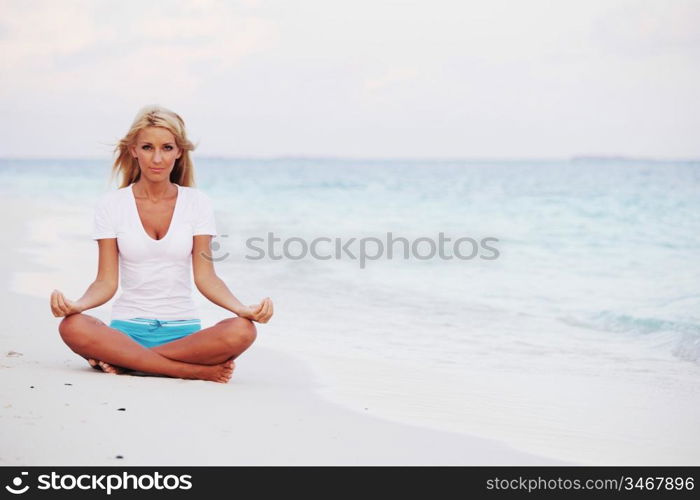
[92,184,217,321]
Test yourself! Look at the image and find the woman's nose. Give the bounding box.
[153,150,162,163]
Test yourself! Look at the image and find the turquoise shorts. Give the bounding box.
[109,318,202,348]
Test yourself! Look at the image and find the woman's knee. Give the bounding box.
[220,317,257,348]
[58,314,91,349]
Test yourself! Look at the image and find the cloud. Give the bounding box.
[592,0,700,56]
[363,68,420,92]
[0,0,279,99]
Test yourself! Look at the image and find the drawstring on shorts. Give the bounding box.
[146,319,164,331]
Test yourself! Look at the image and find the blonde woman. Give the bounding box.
[50,105,273,383]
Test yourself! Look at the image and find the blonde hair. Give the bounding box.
[112,105,196,188]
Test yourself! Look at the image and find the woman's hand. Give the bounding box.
[50,290,84,318]
[236,297,274,324]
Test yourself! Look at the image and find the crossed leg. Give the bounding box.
[58,314,256,383]
[151,316,257,365]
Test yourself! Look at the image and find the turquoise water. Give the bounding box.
[3,157,700,368]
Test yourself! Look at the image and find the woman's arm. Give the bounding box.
[50,239,119,317]
[192,235,273,323]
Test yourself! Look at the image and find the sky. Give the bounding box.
[1,0,699,158]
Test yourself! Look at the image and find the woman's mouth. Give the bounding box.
[150,168,164,174]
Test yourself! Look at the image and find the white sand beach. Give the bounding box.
[0,195,556,466]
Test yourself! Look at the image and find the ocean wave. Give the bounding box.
[561,311,700,364]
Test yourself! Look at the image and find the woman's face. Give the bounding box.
[130,126,182,182]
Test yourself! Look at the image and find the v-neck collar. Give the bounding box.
[130,183,180,242]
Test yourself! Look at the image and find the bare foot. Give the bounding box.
[88,358,125,375]
[185,359,235,383]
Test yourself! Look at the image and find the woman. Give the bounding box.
[50,105,273,383]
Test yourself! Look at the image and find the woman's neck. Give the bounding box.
[133,179,176,203]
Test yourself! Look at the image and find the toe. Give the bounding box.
[99,361,114,374]
[88,359,103,371]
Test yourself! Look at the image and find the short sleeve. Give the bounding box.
[92,195,117,240]
[194,190,217,236]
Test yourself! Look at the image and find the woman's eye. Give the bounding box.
[142,145,151,150]
[164,145,173,151]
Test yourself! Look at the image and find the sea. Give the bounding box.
[3,157,699,463]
